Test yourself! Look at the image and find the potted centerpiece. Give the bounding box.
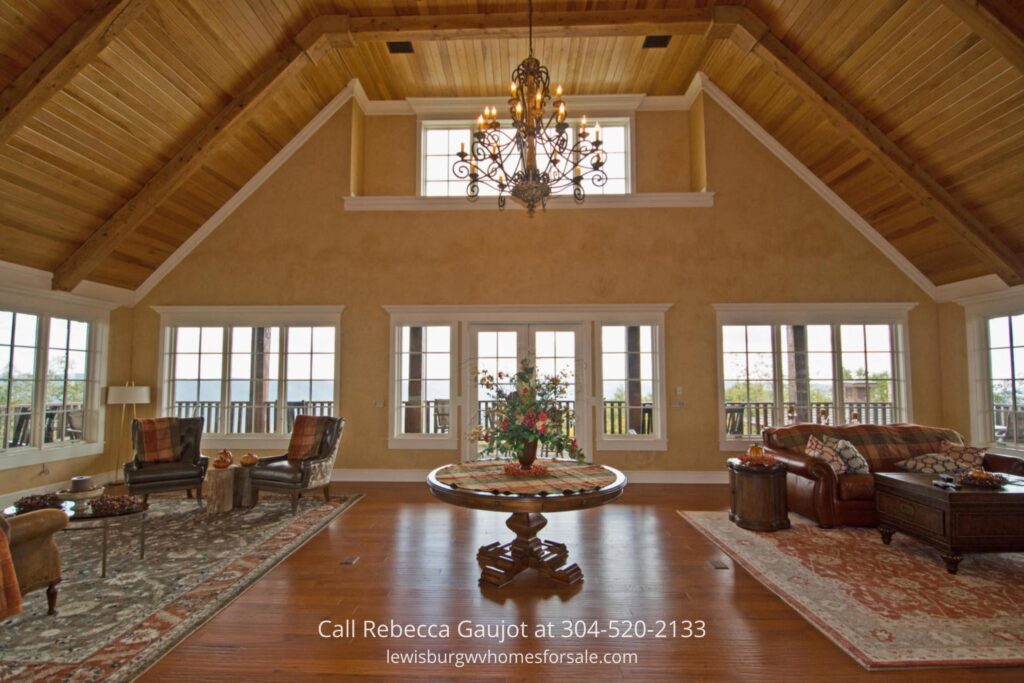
[469,358,584,473]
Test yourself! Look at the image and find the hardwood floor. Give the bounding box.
[141,483,1022,682]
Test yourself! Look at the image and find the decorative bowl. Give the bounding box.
[57,486,106,504]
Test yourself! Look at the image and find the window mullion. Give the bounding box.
[772,325,783,430]
[832,324,844,425]
[219,328,230,435]
[278,328,289,435]
[32,317,50,448]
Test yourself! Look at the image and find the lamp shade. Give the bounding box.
[107,385,151,405]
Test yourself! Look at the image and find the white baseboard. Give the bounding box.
[330,468,728,484]
[0,471,118,509]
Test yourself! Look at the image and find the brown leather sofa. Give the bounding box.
[250,416,344,512]
[0,509,68,614]
[124,416,208,505]
[762,423,1024,528]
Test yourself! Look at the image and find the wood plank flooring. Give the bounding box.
[140,483,1023,682]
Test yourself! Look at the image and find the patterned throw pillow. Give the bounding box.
[806,435,846,474]
[823,436,871,474]
[136,418,179,463]
[895,453,968,474]
[939,440,986,468]
[287,415,330,461]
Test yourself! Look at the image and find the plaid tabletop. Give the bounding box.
[435,460,617,496]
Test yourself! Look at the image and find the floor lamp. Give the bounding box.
[107,384,151,484]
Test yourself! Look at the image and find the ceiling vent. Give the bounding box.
[642,35,672,49]
[387,41,414,54]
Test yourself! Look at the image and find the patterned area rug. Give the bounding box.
[1,493,362,682]
[679,511,1024,670]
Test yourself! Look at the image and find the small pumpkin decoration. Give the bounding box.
[213,449,233,469]
[240,452,258,467]
[739,443,778,468]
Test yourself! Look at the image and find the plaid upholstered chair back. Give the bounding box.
[131,417,204,465]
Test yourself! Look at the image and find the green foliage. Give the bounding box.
[472,358,584,462]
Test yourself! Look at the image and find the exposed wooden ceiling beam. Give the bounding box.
[0,0,151,146]
[723,6,1024,285]
[51,41,317,291]
[941,0,1024,74]
[301,9,717,47]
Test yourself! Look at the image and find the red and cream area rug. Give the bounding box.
[679,510,1024,670]
[1,494,361,682]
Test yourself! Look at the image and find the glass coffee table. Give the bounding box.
[3,500,148,578]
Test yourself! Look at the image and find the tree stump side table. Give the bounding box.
[205,466,235,514]
[233,465,258,508]
[728,458,790,532]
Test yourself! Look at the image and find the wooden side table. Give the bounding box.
[233,465,258,508]
[205,466,235,514]
[728,458,790,532]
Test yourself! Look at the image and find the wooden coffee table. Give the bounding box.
[427,461,626,587]
[874,471,1024,574]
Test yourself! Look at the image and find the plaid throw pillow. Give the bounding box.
[823,436,870,474]
[939,440,986,468]
[137,418,178,463]
[806,435,846,474]
[287,416,329,461]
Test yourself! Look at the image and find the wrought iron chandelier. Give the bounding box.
[453,0,607,216]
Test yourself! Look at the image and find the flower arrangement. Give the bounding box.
[954,468,1007,489]
[469,358,584,468]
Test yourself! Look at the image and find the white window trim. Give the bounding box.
[383,304,671,455]
[387,321,457,451]
[418,116,634,199]
[959,287,1024,452]
[0,284,112,471]
[153,306,344,450]
[713,303,917,451]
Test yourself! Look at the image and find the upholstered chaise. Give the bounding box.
[124,417,208,505]
[0,509,68,615]
[763,423,1024,528]
[249,416,345,512]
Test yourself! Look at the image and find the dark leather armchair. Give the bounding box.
[250,417,344,512]
[124,417,208,505]
[1,509,68,614]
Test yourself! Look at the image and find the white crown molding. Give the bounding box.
[932,274,1010,303]
[344,192,714,212]
[132,80,364,304]
[361,92,694,118]
[152,304,345,326]
[713,301,917,325]
[0,260,130,310]
[383,303,672,316]
[693,74,940,301]
[328,468,727,484]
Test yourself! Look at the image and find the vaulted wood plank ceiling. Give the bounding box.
[0,0,1021,292]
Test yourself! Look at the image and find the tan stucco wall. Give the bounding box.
[938,302,972,439]
[2,94,955,496]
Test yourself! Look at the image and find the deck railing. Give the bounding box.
[724,401,898,438]
[171,400,334,434]
[2,403,85,447]
[398,399,450,434]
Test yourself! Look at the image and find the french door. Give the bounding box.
[464,323,589,462]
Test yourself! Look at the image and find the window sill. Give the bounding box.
[595,437,667,452]
[200,436,290,451]
[720,439,759,452]
[985,444,1024,457]
[388,436,458,451]
[0,441,105,471]
[345,193,714,212]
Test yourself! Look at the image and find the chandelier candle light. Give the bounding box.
[453,0,607,216]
